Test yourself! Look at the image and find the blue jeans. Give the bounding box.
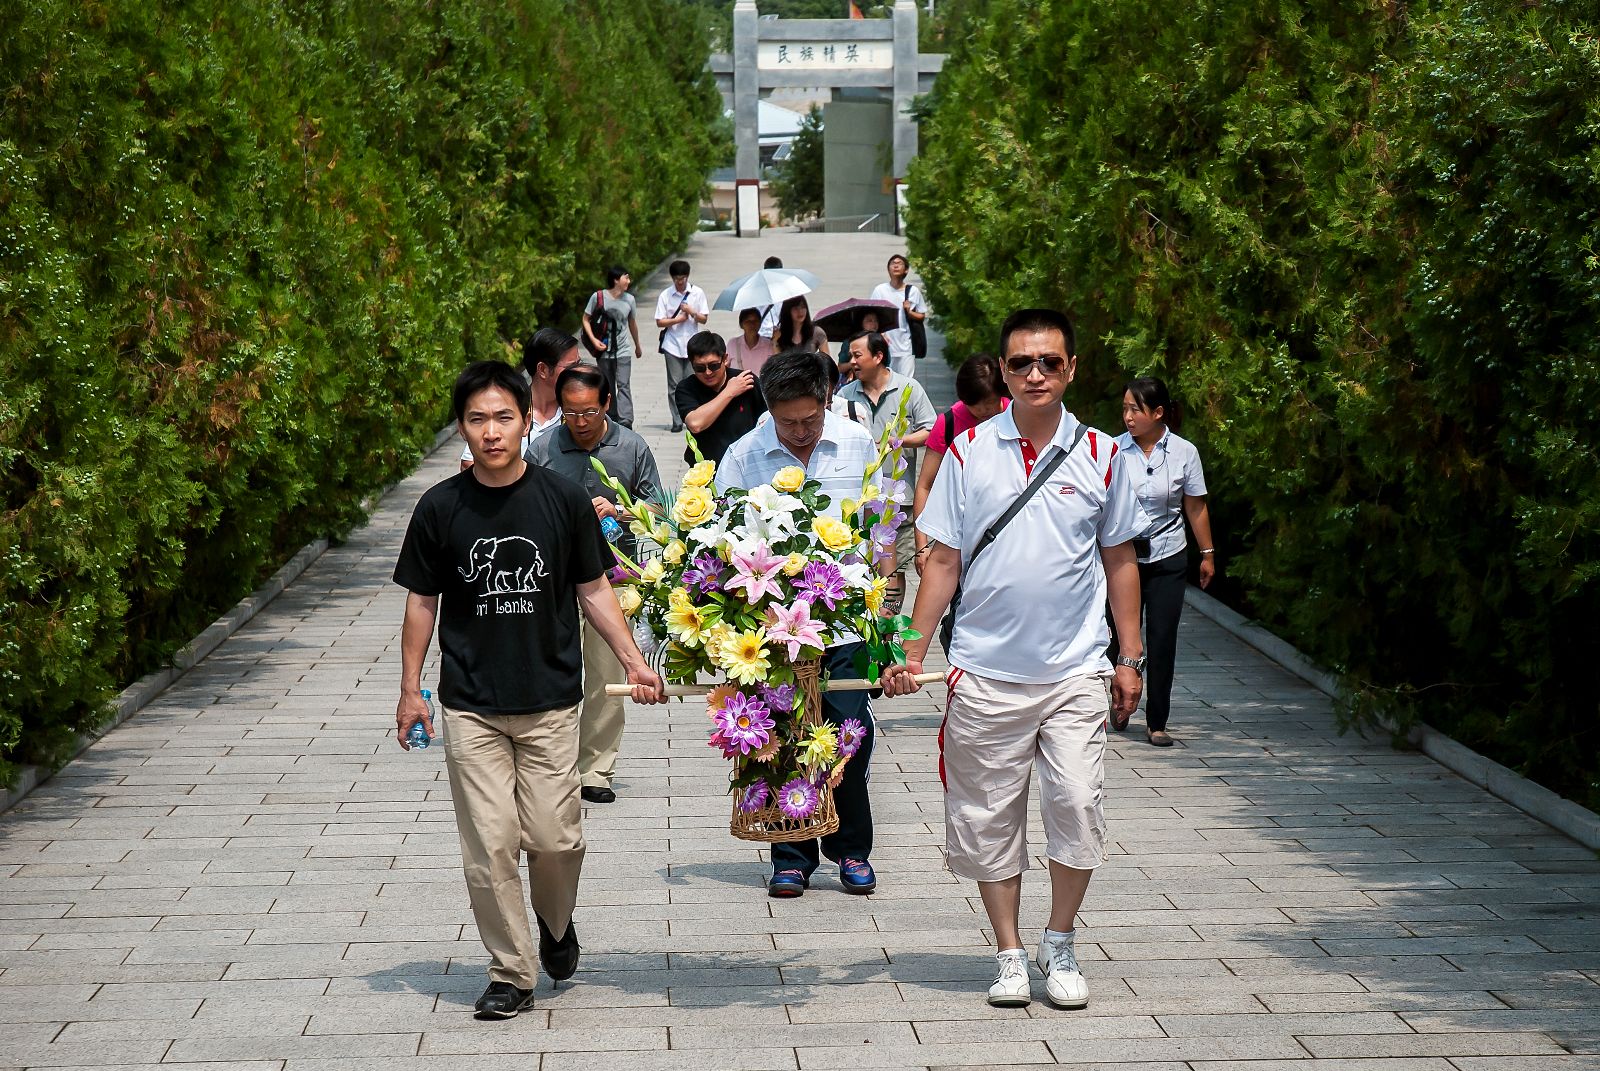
[771,642,875,876]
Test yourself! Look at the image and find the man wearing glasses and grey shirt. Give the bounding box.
[525,366,662,804]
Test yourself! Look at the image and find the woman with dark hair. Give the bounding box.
[912,353,1010,569]
[1110,376,1217,747]
[770,295,830,357]
[727,306,776,375]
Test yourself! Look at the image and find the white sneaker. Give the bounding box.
[987,949,1032,1007]
[1036,932,1089,1009]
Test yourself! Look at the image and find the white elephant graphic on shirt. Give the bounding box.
[459,536,548,596]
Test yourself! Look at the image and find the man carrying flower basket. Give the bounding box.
[715,350,884,897]
[393,361,665,1021]
[591,348,921,899]
[884,309,1146,1012]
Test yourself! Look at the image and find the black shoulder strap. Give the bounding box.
[968,423,1089,569]
[940,408,952,445]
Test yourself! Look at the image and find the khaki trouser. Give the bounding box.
[579,618,626,789]
[442,703,585,988]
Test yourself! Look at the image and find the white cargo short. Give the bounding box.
[940,667,1111,881]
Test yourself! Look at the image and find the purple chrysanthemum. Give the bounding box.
[682,552,724,594]
[759,682,798,713]
[838,718,866,759]
[738,781,770,813]
[716,694,775,756]
[796,561,847,610]
[777,776,819,820]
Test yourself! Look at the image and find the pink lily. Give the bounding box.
[765,599,828,660]
[726,543,788,605]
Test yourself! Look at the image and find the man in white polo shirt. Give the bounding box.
[719,350,882,899]
[884,308,1145,1011]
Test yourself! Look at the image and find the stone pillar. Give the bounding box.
[891,0,920,234]
[891,0,919,180]
[733,0,761,238]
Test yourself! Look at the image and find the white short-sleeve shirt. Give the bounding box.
[869,281,929,378]
[654,284,709,359]
[1113,427,1207,564]
[918,406,1143,684]
[717,410,875,521]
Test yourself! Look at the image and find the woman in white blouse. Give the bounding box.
[1112,377,1217,747]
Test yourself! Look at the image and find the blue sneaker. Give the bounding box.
[767,869,808,898]
[839,857,876,894]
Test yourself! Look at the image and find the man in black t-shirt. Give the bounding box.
[393,361,665,1021]
[674,330,767,464]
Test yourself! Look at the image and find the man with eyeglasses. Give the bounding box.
[526,366,662,805]
[717,350,882,900]
[883,308,1145,1012]
[674,330,767,465]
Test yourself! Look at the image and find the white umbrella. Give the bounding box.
[712,267,822,312]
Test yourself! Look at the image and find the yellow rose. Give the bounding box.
[683,460,716,488]
[668,586,693,612]
[662,540,687,565]
[812,516,856,553]
[782,553,808,576]
[615,586,643,617]
[672,486,716,528]
[640,559,666,584]
[771,466,806,493]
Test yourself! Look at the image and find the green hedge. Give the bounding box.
[908,0,1600,808]
[0,0,721,784]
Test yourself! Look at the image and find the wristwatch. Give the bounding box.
[1116,654,1147,675]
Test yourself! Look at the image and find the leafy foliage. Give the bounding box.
[0,0,719,785]
[769,106,827,221]
[907,0,1600,808]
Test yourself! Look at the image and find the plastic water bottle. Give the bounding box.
[600,515,624,543]
[407,689,437,750]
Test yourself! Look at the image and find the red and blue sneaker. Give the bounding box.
[839,857,877,894]
[767,869,808,898]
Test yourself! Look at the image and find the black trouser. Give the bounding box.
[771,642,874,876]
[1108,549,1188,732]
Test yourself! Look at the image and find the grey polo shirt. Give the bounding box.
[525,420,662,556]
[835,369,937,485]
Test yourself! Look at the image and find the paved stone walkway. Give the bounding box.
[3,231,1598,1070]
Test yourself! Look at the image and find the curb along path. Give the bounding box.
[0,231,1597,1070]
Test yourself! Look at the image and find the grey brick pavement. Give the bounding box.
[2,231,1597,1069]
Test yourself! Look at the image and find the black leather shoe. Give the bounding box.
[580,786,616,804]
[670,422,684,433]
[537,916,580,981]
[473,980,535,1019]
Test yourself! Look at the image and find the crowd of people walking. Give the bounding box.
[391,249,1219,1020]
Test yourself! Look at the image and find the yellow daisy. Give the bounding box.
[720,628,773,686]
[864,576,890,615]
[665,601,707,647]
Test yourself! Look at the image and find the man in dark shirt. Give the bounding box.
[674,330,767,464]
[393,361,664,1021]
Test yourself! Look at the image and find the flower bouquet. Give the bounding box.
[593,420,920,843]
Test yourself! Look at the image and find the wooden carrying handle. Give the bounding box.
[605,672,943,697]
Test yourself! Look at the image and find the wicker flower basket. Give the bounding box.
[728,658,842,844]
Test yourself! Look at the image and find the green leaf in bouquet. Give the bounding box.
[899,627,922,643]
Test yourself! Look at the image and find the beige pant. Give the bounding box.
[941,668,1111,881]
[442,703,586,988]
[579,619,626,789]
